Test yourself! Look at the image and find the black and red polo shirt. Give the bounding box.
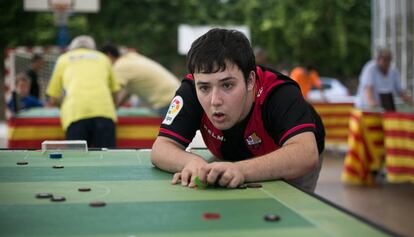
[159,66,325,161]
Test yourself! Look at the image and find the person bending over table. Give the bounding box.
[151,29,325,193]
[46,35,120,148]
[355,48,414,110]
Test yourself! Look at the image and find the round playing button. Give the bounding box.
[49,153,62,159]
[36,193,52,199]
[51,196,66,202]
[78,187,91,192]
[246,183,263,188]
[89,201,106,207]
[264,214,281,222]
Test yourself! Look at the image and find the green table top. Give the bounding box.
[15,107,158,118]
[0,149,391,237]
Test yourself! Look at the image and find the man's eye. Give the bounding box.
[198,86,209,92]
[222,83,233,89]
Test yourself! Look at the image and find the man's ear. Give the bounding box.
[247,71,256,91]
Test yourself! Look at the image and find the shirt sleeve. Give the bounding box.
[263,83,317,146]
[46,57,65,98]
[360,62,375,88]
[108,65,120,93]
[113,62,130,88]
[158,79,203,147]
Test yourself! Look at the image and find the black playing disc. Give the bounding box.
[51,196,66,202]
[264,214,281,222]
[78,187,91,192]
[35,193,52,199]
[246,183,263,188]
[237,184,248,189]
[89,201,106,207]
[52,165,64,169]
[16,161,28,165]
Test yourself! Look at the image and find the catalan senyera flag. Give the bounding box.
[341,109,384,185]
[312,103,353,148]
[383,112,414,183]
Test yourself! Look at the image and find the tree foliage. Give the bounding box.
[0,0,371,80]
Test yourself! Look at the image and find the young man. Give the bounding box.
[151,29,325,192]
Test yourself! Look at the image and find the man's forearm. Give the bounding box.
[151,137,205,173]
[235,132,319,182]
[365,87,377,106]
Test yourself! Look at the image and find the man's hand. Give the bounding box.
[198,162,245,188]
[171,158,208,188]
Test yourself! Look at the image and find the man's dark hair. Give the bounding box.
[31,54,43,63]
[187,28,256,81]
[100,44,120,58]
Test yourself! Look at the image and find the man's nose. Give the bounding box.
[211,88,223,106]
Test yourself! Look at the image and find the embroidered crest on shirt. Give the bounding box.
[246,132,262,149]
[162,96,183,125]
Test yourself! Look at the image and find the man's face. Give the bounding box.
[377,54,391,74]
[194,63,254,130]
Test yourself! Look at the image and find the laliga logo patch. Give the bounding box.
[162,96,183,125]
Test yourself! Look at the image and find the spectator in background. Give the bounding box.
[290,65,326,101]
[46,35,120,148]
[26,54,44,99]
[254,46,268,66]
[7,73,43,114]
[355,48,414,109]
[100,44,180,116]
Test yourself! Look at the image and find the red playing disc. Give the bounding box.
[203,212,221,220]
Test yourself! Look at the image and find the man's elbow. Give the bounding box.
[150,138,162,167]
[304,145,319,173]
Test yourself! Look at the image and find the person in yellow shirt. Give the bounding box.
[290,65,326,101]
[100,44,180,116]
[46,35,120,148]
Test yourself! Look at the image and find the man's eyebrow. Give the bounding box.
[196,76,236,86]
[219,77,236,82]
[196,81,210,86]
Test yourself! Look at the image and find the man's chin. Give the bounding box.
[212,121,232,130]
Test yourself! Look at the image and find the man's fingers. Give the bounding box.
[171,173,181,185]
[228,177,242,188]
[188,175,197,188]
[206,167,222,184]
[218,172,232,187]
[181,170,191,186]
[198,165,211,183]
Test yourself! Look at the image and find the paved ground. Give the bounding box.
[316,151,414,237]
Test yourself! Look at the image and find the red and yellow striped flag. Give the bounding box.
[383,112,414,183]
[342,109,384,185]
[312,103,353,148]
